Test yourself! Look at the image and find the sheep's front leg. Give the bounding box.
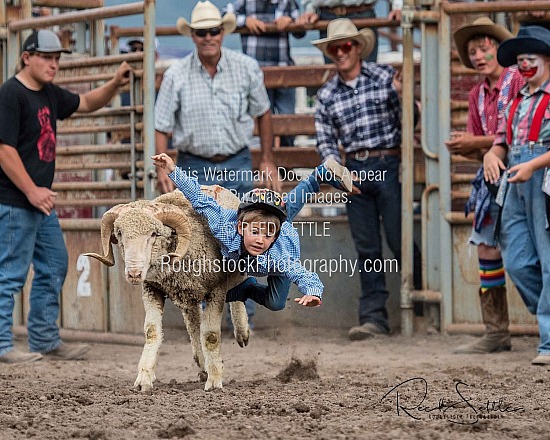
[181,301,206,380]
[133,287,165,393]
[201,293,225,391]
[229,301,250,347]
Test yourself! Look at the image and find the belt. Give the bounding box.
[209,153,235,164]
[187,146,247,164]
[346,148,400,161]
[319,4,374,16]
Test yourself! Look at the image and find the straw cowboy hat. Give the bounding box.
[498,25,550,67]
[176,1,236,37]
[311,19,375,60]
[453,17,513,69]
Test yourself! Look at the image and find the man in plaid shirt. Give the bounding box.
[224,0,305,147]
[312,19,420,340]
[297,0,403,63]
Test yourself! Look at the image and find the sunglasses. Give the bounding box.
[193,27,222,38]
[327,40,357,57]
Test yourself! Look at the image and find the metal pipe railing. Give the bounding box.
[55,161,138,171]
[129,70,137,201]
[442,0,550,14]
[58,123,140,135]
[438,8,453,331]
[142,0,156,200]
[8,2,144,32]
[52,181,134,191]
[33,0,103,8]
[110,10,440,40]
[400,0,416,337]
[420,184,439,292]
[55,71,143,84]
[59,52,143,68]
[57,144,143,154]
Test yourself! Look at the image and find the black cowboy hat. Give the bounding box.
[497,25,550,67]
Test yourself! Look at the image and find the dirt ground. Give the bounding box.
[1,327,549,440]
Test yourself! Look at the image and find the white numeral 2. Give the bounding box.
[76,254,92,297]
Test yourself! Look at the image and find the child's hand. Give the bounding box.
[294,295,321,307]
[296,12,319,26]
[274,16,292,31]
[151,153,176,173]
[445,131,478,156]
[508,161,535,183]
[245,16,266,35]
[483,150,506,184]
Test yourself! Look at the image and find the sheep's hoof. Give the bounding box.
[133,383,153,394]
[133,370,155,393]
[204,378,223,391]
[234,327,250,348]
[198,371,208,383]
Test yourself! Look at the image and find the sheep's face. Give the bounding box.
[114,210,174,285]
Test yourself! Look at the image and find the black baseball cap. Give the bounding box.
[22,29,71,54]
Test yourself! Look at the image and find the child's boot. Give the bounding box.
[226,277,258,302]
[314,158,353,192]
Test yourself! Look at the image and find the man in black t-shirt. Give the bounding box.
[0,29,131,364]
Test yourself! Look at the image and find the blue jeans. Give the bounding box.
[241,176,320,311]
[177,148,256,319]
[0,205,66,355]
[319,9,377,63]
[469,198,501,247]
[499,145,550,354]
[345,155,421,332]
[267,87,296,147]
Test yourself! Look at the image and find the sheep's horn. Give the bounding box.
[151,205,191,260]
[84,204,126,266]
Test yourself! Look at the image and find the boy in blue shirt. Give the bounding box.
[152,152,353,309]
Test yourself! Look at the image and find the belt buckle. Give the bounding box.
[354,150,369,161]
[333,6,347,15]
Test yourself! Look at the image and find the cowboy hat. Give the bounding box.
[497,25,550,67]
[453,17,513,69]
[311,19,375,60]
[176,1,236,37]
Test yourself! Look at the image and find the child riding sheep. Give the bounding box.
[152,153,354,310]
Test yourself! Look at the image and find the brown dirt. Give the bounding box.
[1,328,549,440]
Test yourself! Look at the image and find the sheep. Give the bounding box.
[85,186,250,392]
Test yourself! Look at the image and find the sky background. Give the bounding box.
[103,0,392,58]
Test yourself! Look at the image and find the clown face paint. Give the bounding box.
[517,54,542,78]
[517,54,550,91]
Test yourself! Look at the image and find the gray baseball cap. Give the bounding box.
[22,29,71,54]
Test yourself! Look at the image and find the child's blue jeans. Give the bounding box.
[499,144,550,355]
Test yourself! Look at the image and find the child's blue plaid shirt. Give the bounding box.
[169,167,323,298]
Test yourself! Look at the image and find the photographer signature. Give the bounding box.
[380,377,524,424]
